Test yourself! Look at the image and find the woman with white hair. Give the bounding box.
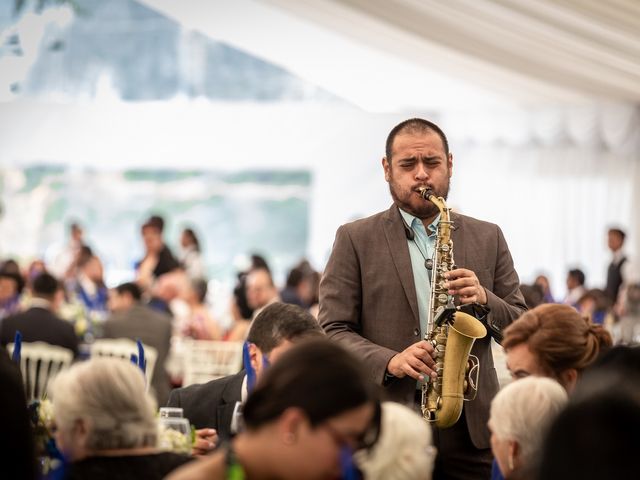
[354,401,435,480]
[49,357,192,479]
[488,376,567,480]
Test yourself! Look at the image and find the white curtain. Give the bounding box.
[443,104,639,300]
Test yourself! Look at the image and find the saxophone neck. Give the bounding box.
[418,187,451,223]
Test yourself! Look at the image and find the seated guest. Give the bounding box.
[167,339,381,480]
[103,282,172,405]
[0,346,37,480]
[180,278,222,341]
[518,284,544,309]
[538,391,640,480]
[245,267,280,318]
[534,274,554,303]
[49,357,192,480]
[354,401,435,480]
[575,288,610,325]
[488,377,567,480]
[502,303,612,393]
[572,345,640,404]
[562,268,586,308]
[0,261,25,320]
[179,227,206,280]
[225,267,281,342]
[69,246,109,324]
[167,302,324,454]
[136,216,180,290]
[0,272,78,357]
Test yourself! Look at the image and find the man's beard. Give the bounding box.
[388,177,450,220]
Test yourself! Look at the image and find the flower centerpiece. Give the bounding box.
[28,397,62,475]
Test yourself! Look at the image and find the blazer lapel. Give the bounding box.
[216,370,245,441]
[382,205,420,324]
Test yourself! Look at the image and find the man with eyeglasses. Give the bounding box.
[167,302,324,455]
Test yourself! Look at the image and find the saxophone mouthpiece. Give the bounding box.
[417,187,434,199]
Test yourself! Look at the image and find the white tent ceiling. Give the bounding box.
[140,0,640,111]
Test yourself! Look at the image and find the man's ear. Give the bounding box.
[249,343,261,374]
[560,368,578,393]
[382,157,390,182]
[277,407,306,445]
[447,152,453,178]
[508,439,520,471]
[73,418,90,443]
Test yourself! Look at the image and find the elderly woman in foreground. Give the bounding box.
[354,401,435,480]
[50,357,191,480]
[488,376,567,480]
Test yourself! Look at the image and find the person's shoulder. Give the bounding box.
[339,207,393,234]
[452,212,500,233]
[129,304,172,324]
[142,451,193,470]
[170,373,241,405]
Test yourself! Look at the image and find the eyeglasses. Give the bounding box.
[322,402,381,451]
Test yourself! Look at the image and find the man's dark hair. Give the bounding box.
[148,215,165,233]
[538,392,640,480]
[608,228,626,242]
[385,118,450,162]
[182,228,200,252]
[115,282,142,301]
[250,254,270,274]
[246,302,324,354]
[32,273,60,299]
[243,339,379,430]
[568,269,585,286]
[76,245,94,269]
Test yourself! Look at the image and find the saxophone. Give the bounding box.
[418,187,487,428]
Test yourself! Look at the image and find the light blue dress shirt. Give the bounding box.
[399,208,440,339]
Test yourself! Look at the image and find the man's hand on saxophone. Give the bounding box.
[386,340,438,381]
[444,268,488,305]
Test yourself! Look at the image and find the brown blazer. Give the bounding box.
[319,204,526,449]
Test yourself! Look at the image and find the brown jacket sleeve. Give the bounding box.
[318,224,398,385]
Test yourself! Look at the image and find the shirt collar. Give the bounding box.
[399,208,439,237]
[612,250,626,264]
[30,297,52,309]
[241,374,248,403]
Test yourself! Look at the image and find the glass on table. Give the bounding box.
[157,415,191,454]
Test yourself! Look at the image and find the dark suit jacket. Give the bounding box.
[0,347,37,480]
[0,307,79,357]
[102,303,172,405]
[319,205,527,449]
[166,370,245,443]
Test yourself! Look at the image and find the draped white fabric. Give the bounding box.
[261,0,640,104]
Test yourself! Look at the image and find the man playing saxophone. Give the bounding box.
[319,118,527,480]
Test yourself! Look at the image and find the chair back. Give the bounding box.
[182,340,243,386]
[7,341,74,400]
[91,338,158,385]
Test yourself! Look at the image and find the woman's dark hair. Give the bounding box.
[182,228,200,252]
[537,392,640,480]
[243,339,378,429]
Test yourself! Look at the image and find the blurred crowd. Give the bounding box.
[0,215,321,401]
